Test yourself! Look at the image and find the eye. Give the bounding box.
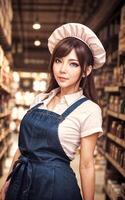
[70,62,79,67]
[54,58,62,63]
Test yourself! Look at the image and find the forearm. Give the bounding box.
[80,164,95,200]
[5,148,21,181]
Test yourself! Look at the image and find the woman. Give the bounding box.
[1,23,106,200]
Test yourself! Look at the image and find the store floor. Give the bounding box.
[0,133,105,200]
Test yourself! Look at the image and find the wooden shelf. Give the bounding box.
[104,186,112,200]
[107,110,125,121]
[0,25,11,51]
[16,103,30,108]
[121,193,125,200]
[104,85,125,93]
[119,50,125,56]
[97,146,105,156]
[96,86,104,90]
[105,153,125,177]
[0,146,7,159]
[119,113,125,121]
[107,133,125,149]
[7,140,13,147]
[0,82,11,94]
[0,112,11,118]
[107,110,118,118]
[104,183,125,200]
[0,129,10,143]
[104,86,120,92]
[0,140,12,160]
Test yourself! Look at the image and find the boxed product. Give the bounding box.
[119,5,125,53]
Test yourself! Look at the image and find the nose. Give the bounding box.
[60,62,67,73]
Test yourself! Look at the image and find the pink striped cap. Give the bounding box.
[48,23,106,69]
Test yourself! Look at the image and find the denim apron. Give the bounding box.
[5,97,88,200]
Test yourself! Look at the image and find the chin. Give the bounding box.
[57,82,70,88]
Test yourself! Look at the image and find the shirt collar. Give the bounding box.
[45,87,84,106]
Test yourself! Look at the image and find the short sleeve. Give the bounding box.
[80,104,104,138]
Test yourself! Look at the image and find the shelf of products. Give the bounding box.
[104,181,125,200]
[105,153,125,178]
[107,133,125,149]
[97,145,105,156]
[96,3,125,200]
[0,45,13,177]
[0,140,12,160]
[0,128,10,143]
[104,85,125,93]
[107,110,125,121]
[0,0,13,50]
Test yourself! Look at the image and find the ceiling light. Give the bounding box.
[32,22,41,30]
[34,40,41,46]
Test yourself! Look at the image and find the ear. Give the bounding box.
[82,65,92,77]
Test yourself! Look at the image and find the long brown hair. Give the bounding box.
[46,37,99,105]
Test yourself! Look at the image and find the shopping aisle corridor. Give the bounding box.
[0,133,105,200]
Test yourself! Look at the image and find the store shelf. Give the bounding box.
[96,4,125,200]
[0,112,11,118]
[0,140,12,160]
[16,103,30,108]
[0,146,7,159]
[0,82,11,94]
[107,110,118,118]
[104,85,125,93]
[0,25,11,51]
[105,153,125,178]
[97,146,105,156]
[104,182,125,200]
[96,86,104,90]
[0,129,10,142]
[104,86,120,92]
[119,50,125,56]
[107,110,125,121]
[119,113,125,121]
[107,133,125,149]
[121,193,125,200]
[104,186,112,200]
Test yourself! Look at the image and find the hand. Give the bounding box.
[0,180,10,200]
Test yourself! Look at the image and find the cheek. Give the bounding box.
[70,68,81,79]
[53,64,58,75]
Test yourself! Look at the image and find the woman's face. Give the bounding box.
[53,49,82,92]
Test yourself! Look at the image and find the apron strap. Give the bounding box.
[61,97,88,119]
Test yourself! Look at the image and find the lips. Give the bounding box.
[58,76,68,81]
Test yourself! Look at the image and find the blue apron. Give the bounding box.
[5,97,88,200]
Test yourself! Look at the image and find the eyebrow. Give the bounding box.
[56,57,79,62]
[68,59,79,62]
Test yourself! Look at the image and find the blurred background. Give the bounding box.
[0,0,125,200]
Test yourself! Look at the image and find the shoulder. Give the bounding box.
[29,92,49,108]
[34,92,49,102]
[79,97,102,115]
[87,99,102,113]
[78,98,103,138]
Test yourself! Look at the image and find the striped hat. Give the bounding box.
[48,23,106,69]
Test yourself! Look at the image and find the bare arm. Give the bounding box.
[79,132,99,200]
